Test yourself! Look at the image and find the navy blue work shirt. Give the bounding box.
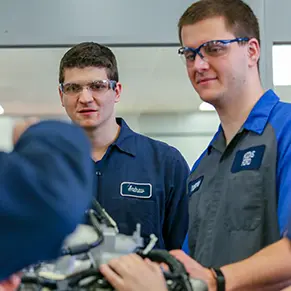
[94,118,189,250]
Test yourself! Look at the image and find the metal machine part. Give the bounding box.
[19,201,208,291]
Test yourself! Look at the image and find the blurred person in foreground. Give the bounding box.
[0,118,94,289]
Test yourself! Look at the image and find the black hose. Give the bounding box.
[137,249,187,274]
[20,275,57,289]
[88,209,104,246]
[67,269,112,289]
[137,249,194,291]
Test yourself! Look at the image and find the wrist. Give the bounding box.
[204,268,217,291]
[210,268,226,291]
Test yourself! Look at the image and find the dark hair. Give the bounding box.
[59,42,119,83]
[178,0,260,46]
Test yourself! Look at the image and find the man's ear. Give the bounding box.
[59,86,64,107]
[248,38,260,67]
[114,82,122,104]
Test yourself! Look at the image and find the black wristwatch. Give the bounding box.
[211,268,225,291]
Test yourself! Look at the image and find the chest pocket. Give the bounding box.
[104,196,160,242]
[224,172,264,231]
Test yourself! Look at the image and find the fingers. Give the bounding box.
[0,274,21,291]
[100,254,168,291]
[146,260,164,274]
[100,254,144,290]
[170,249,208,281]
[99,264,124,290]
[9,274,21,286]
[108,254,142,275]
[170,249,187,257]
[100,254,160,278]
[170,249,193,263]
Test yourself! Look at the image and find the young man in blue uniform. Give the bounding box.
[58,42,189,250]
[100,0,291,290]
[0,119,94,283]
[171,0,291,289]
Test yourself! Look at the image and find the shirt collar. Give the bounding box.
[208,125,224,154]
[243,89,279,134]
[208,89,280,153]
[112,117,136,156]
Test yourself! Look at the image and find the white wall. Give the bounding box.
[0,116,15,151]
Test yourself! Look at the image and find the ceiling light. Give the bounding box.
[199,102,215,111]
[0,105,4,115]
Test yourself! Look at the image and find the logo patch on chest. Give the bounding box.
[231,145,265,173]
[120,182,152,198]
[188,176,204,197]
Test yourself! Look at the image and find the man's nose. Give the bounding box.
[79,87,94,103]
[193,54,210,72]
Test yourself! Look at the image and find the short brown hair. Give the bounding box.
[178,0,260,45]
[59,42,119,84]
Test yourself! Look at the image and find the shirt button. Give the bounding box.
[96,171,101,176]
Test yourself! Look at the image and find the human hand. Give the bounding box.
[99,254,168,291]
[12,117,40,145]
[170,250,217,291]
[0,274,21,291]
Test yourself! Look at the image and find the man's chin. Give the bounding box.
[78,120,100,130]
[199,91,221,106]
[200,96,217,105]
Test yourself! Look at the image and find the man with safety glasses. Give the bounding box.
[100,0,291,290]
[174,0,291,289]
[58,42,190,251]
